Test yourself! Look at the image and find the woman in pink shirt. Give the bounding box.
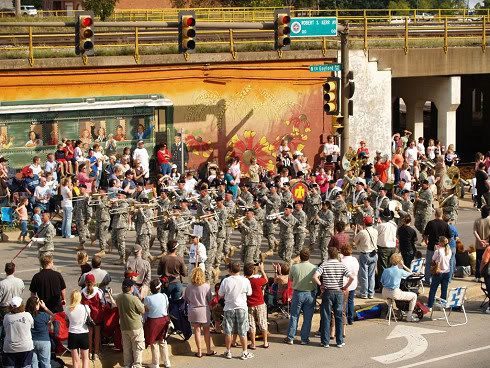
[77,164,95,193]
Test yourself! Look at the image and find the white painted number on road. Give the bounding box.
[371,325,445,365]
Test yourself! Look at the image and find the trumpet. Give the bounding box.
[72,195,89,202]
[228,215,246,229]
[109,206,131,215]
[150,210,178,223]
[266,212,284,221]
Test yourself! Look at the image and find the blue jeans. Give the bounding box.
[346,290,355,324]
[164,281,183,301]
[449,248,456,281]
[358,252,378,297]
[32,339,51,368]
[427,272,450,308]
[20,220,28,236]
[424,249,435,284]
[62,206,73,237]
[286,290,316,342]
[160,163,171,175]
[320,290,344,346]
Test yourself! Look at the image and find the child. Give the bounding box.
[32,207,42,235]
[273,262,290,298]
[244,262,269,349]
[64,139,74,174]
[122,147,131,164]
[29,156,43,176]
[77,250,92,276]
[188,235,207,273]
[15,198,29,243]
[55,144,68,177]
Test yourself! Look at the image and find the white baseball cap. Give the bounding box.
[10,296,22,308]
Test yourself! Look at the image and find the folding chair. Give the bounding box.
[410,258,426,293]
[386,298,397,325]
[480,282,489,311]
[430,286,468,327]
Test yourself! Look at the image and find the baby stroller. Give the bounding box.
[395,274,430,320]
[168,298,192,341]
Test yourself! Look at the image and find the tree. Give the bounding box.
[21,0,42,8]
[82,0,118,21]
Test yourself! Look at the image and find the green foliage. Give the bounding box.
[21,0,42,8]
[82,0,118,21]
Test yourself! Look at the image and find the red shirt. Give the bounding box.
[157,149,172,165]
[64,145,74,160]
[81,287,105,323]
[374,160,391,183]
[247,275,268,307]
[328,232,350,250]
[316,174,329,193]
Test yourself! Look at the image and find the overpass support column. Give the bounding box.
[405,100,425,140]
[434,77,461,149]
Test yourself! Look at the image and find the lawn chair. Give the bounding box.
[410,258,426,293]
[480,282,489,311]
[430,286,468,327]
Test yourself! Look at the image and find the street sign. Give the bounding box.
[309,64,342,72]
[290,17,337,38]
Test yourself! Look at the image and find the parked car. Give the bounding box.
[20,5,37,16]
[415,12,434,21]
[389,17,412,24]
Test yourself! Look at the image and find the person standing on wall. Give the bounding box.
[171,133,189,175]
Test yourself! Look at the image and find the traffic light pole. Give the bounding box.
[340,27,349,158]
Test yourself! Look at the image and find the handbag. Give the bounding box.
[430,260,441,275]
[84,305,96,328]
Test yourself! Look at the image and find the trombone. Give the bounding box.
[266,212,284,221]
[228,215,246,229]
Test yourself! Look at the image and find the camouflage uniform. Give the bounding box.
[349,190,368,226]
[317,208,334,261]
[214,206,228,267]
[397,198,414,225]
[135,208,153,260]
[196,194,213,216]
[414,188,434,233]
[35,221,56,262]
[333,198,350,226]
[111,201,130,262]
[358,204,375,220]
[156,197,171,252]
[94,196,110,252]
[368,180,384,207]
[374,195,390,222]
[280,189,294,211]
[263,192,281,252]
[168,215,190,258]
[441,194,459,222]
[223,199,236,256]
[305,190,322,250]
[201,217,218,281]
[253,206,265,261]
[74,195,90,246]
[238,217,261,264]
[293,208,307,256]
[238,190,254,209]
[277,214,298,263]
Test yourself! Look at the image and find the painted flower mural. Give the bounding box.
[227,130,276,171]
[185,131,213,158]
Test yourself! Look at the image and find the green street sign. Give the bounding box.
[309,64,342,72]
[290,17,338,38]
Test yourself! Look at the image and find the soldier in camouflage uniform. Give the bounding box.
[292,201,307,257]
[196,184,213,216]
[200,208,218,281]
[349,182,368,234]
[397,189,414,225]
[277,204,298,263]
[367,174,383,207]
[110,193,130,265]
[168,206,190,258]
[252,198,265,261]
[73,184,90,251]
[238,183,254,209]
[263,185,281,253]
[256,181,269,199]
[414,180,434,233]
[223,191,236,257]
[238,208,261,264]
[358,197,375,222]
[280,183,294,211]
[155,190,171,256]
[134,200,154,261]
[94,189,110,257]
[374,187,390,223]
[316,201,335,261]
[305,184,322,250]
[333,192,350,227]
[214,196,228,268]
[441,187,459,222]
[32,212,56,263]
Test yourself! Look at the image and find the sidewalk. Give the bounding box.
[62,276,484,368]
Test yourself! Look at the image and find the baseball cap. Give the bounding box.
[85,274,96,284]
[122,278,135,288]
[10,296,22,308]
[363,216,374,225]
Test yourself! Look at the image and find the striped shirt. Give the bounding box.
[315,259,351,291]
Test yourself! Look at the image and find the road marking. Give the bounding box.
[395,345,490,368]
[371,325,445,365]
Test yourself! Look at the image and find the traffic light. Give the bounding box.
[75,12,94,56]
[332,116,344,135]
[323,76,340,115]
[179,11,196,54]
[274,9,291,50]
[346,71,355,116]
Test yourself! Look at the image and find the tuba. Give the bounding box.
[341,147,358,173]
[388,200,402,219]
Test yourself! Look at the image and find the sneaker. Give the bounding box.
[241,351,254,360]
[368,295,374,299]
[474,277,481,283]
[357,294,368,299]
[300,340,309,345]
[406,315,420,322]
[163,362,171,368]
[485,308,490,314]
[224,350,232,359]
[91,353,100,361]
[337,343,345,348]
[283,337,293,345]
[320,343,330,348]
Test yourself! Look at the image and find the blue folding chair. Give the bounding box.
[1,207,15,225]
[410,258,426,293]
[430,286,468,327]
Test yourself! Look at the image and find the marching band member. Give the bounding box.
[374,187,390,223]
[238,183,254,209]
[199,208,218,281]
[252,198,266,262]
[333,191,349,227]
[167,205,190,258]
[134,198,154,261]
[263,184,281,254]
[350,181,368,235]
[237,208,261,264]
[414,179,434,234]
[316,201,335,261]
[292,201,307,257]
[441,187,459,222]
[74,184,90,251]
[155,190,171,256]
[94,188,110,257]
[223,191,237,257]
[397,189,414,224]
[276,204,298,263]
[214,196,228,272]
[280,182,294,210]
[111,192,130,265]
[305,183,322,251]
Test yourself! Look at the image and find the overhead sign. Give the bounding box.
[310,64,342,72]
[290,17,337,38]
[291,182,308,202]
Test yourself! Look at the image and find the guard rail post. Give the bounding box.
[444,17,448,54]
[134,27,140,64]
[363,15,368,52]
[404,16,409,54]
[28,26,34,66]
[483,16,487,53]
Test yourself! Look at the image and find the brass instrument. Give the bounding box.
[442,166,461,190]
[150,210,179,223]
[388,200,402,219]
[266,211,284,221]
[341,147,359,173]
[347,203,360,215]
[72,195,89,202]
[109,206,131,215]
[439,193,455,207]
[228,215,246,229]
[179,212,218,227]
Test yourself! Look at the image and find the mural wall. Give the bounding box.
[0,59,334,169]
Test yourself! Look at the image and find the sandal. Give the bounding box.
[248,345,256,350]
[206,351,217,356]
[262,344,270,349]
[195,353,203,358]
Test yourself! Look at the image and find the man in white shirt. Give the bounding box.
[218,262,253,360]
[322,135,340,164]
[375,208,398,291]
[404,141,418,167]
[0,262,25,314]
[132,140,149,179]
[188,235,207,272]
[34,177,50,212]
[353,216,378,299]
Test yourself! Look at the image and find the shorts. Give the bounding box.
[3,351,33,368]
[223,309,249,337]
[248,303,268,334]
[68,332,89,350]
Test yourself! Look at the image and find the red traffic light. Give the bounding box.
[81,16,93,27]
[279,14,290,24]
[183,16,195,27]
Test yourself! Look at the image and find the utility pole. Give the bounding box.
[15,0,21,17]
[340,23,349,156]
